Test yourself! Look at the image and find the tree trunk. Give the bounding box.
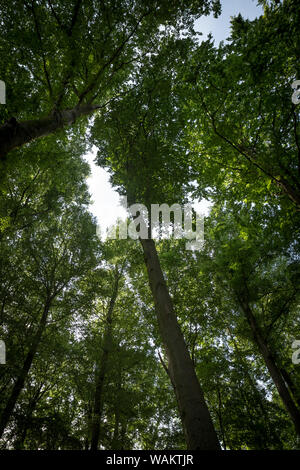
[216,386,227,450]
[280,367,300,410]
[90,269,121,451]
[240,298,300,436]
[0,104,98,160]
[140,238,220,450]
[84,401,93,450]
[228,327,283,448]
[0,299,51,439]
[277,177,300,209]
[111,358,122,450]
[14,394,40,450]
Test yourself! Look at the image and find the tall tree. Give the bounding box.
[0,0,221,162]
[183,0,300,210]
[0,140,100,439]
[201,202,300,439]
[91,41,220,449]
[90,260,125,450]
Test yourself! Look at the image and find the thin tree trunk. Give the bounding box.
[228,326,282,448]
[277,177,300,209]
[140,238,220,450]
[120,419,127,450]
[0,104,99,160]
[111,358,122,450]
[216,386,227,450]
[84,401,93,450]
[90,269,121,451]
[0,298,51,439]
[14,394,39,450]
[280,367,300,410]
[239,298,300,436]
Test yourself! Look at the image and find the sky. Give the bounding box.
[195,0,263,45]
[84,0,263,240]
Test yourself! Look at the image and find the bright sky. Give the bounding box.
[195,0,263,45]
[84,0,263,239]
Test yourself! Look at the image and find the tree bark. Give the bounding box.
[228,326,283,448]
[216,386,227,450]
[0,104,98,160]
[90,269,121,451]
[239,298,300,436]
[280,367,300,410]
[14,393,40,450]
[140,238,220,450]
[111,358,122,450]
[0,298,51,439]
[277,177,300,209]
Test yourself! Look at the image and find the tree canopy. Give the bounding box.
[0,0,299,451]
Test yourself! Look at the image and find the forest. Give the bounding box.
[0,0,299,451]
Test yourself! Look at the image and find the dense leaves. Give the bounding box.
[0,0,299,450]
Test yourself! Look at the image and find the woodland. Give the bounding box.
[0,0,300,450]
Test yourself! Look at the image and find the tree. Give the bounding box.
[201,201,300,440]
[90,256,125,450]
[183,0,300,210]
[0,0,221,163]
[90,40,220,449]
[1,0,300,451]
[0,139,100,440]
